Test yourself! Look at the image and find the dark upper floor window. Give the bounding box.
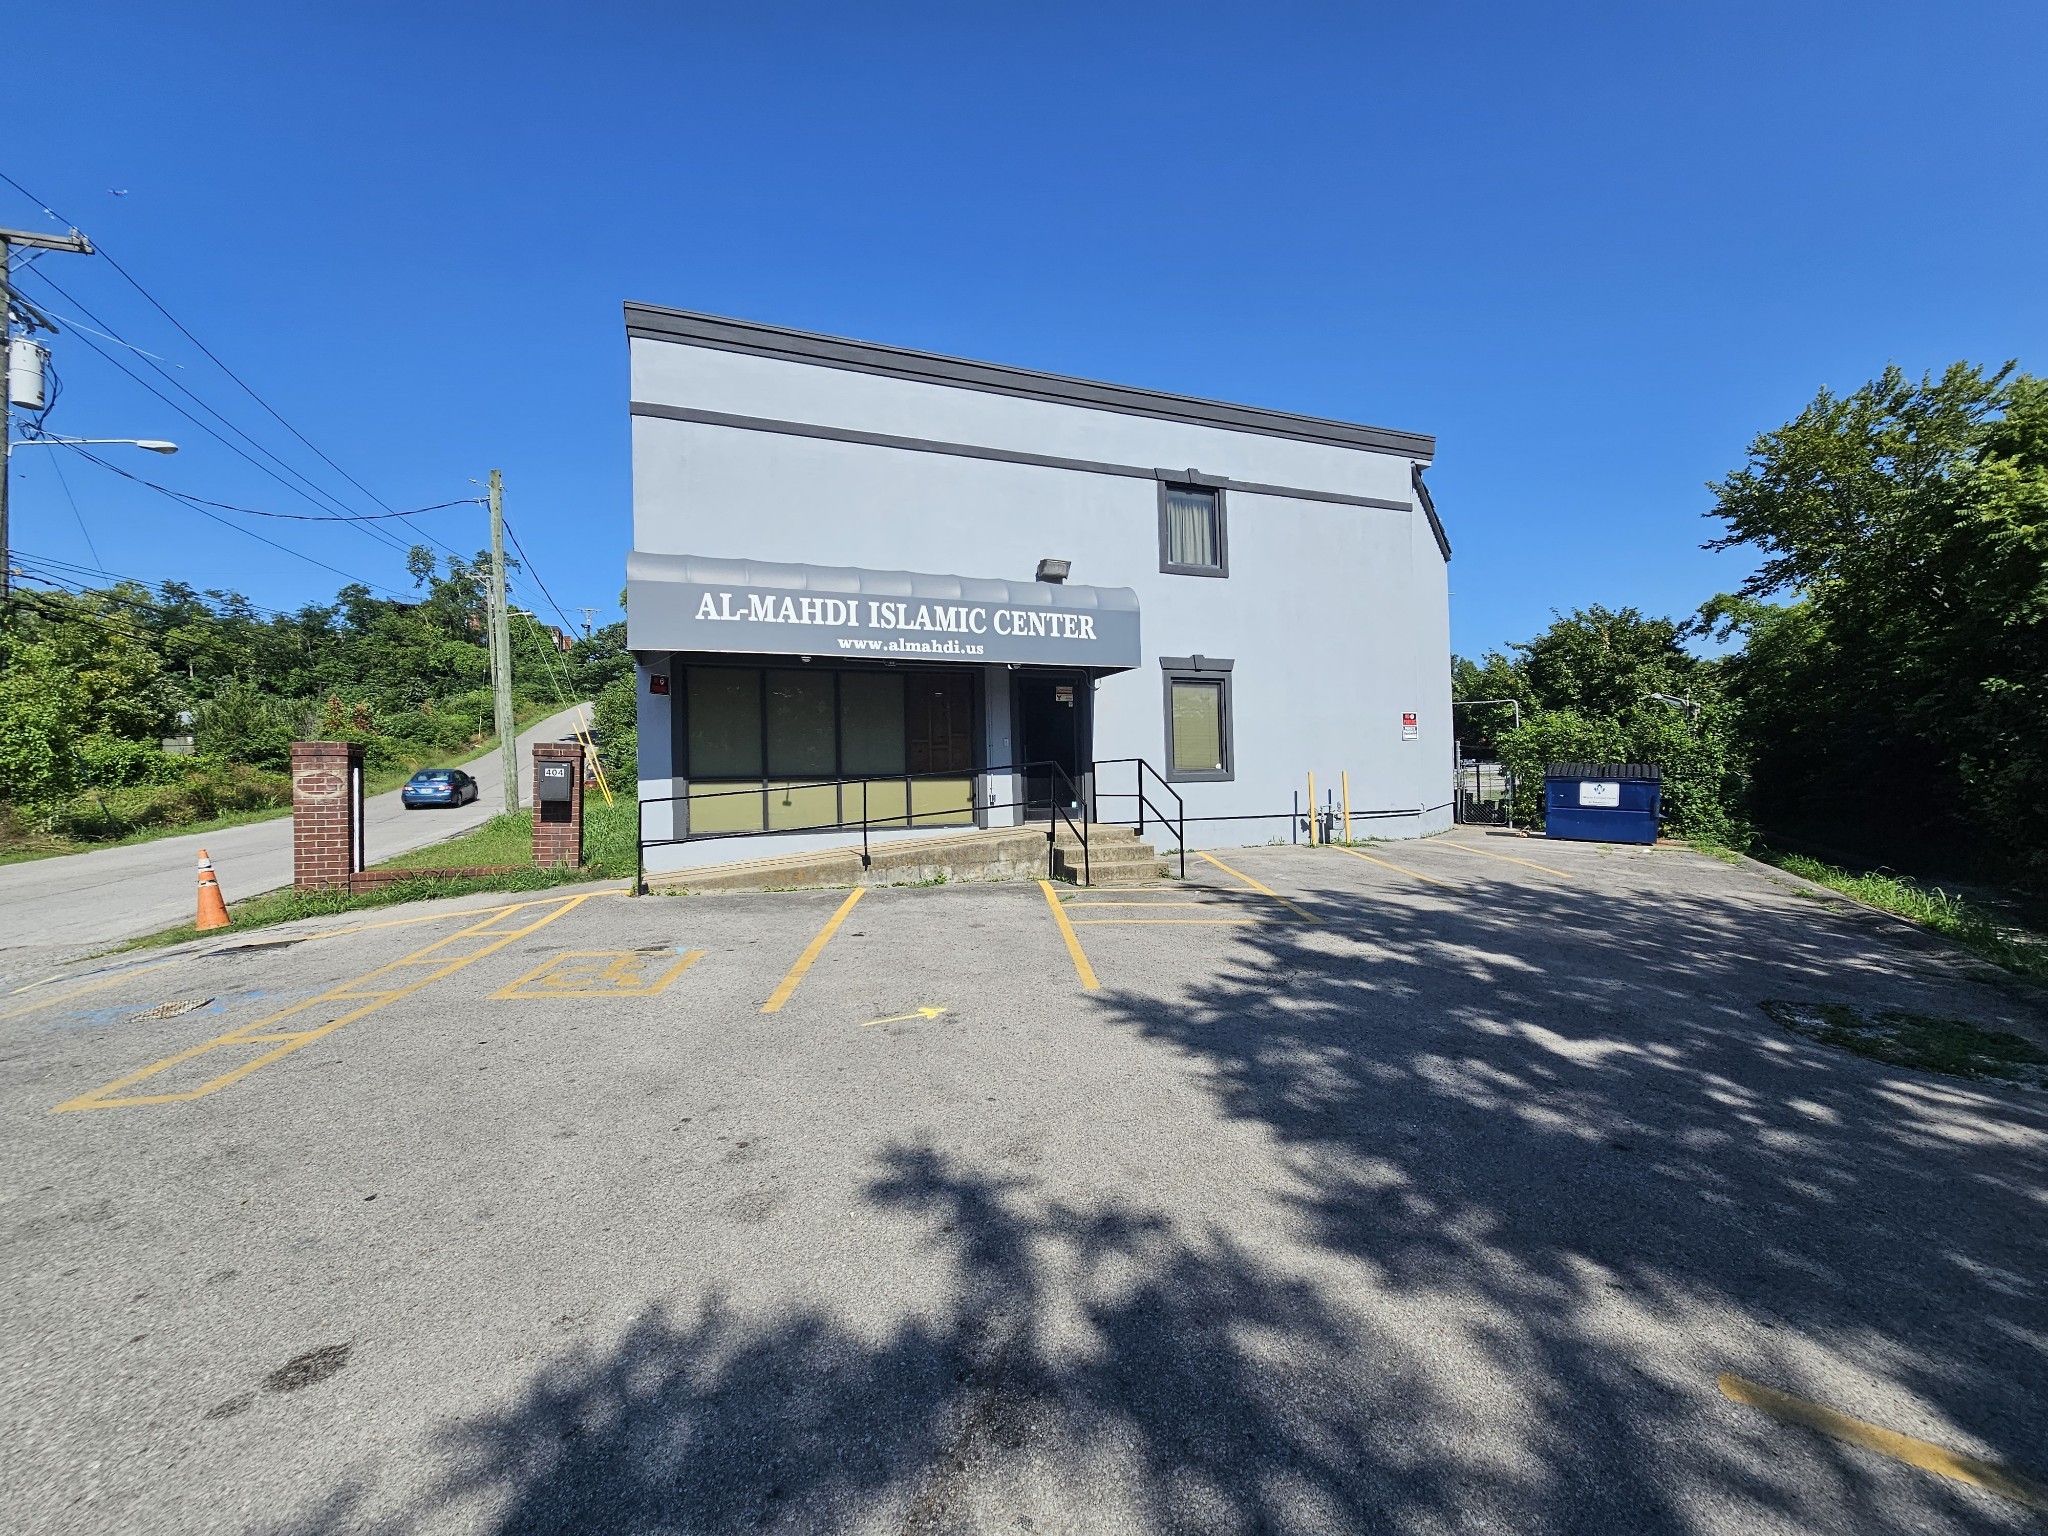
[1159,482,1227,576]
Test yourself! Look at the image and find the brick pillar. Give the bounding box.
[532,740,584,868]
[293,741,365,891]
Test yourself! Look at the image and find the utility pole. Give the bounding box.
[1,225,95,603]
[578,606,596,639]
[487,468,518,814]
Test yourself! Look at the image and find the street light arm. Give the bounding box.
[9,437,178,454]
[1453,697,1523,731]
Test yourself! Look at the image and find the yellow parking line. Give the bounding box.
[1073,918,1264,926]
[1330,844,1460,892]
[1427,839,1573,880]
[1041,881,1101,990]
[493,949,705,999]
[1717,1374,2047,1512]
[1065,900,1260,908]
[53,893,603,1112]
[1194,851,1322,922]
[0,960,184,1021]
[295,901,526,942]
[761,887,864,1013]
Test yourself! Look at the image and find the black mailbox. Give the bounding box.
[538,761,575,804]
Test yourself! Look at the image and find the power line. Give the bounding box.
[0,168,406,520]
[18,426,479,523]
[10,555,299,620]
[21,266,402,535]
[3,172,472,572]
[13,302,417,558]
[46,440,408,596]
[32,447,103,567]
[501,518,580,636]
[8,579,161,645]
[23,269,475,565]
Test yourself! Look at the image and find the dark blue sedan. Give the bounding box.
[400,768,479,809]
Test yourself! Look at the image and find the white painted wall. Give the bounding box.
[629,335,1451,872]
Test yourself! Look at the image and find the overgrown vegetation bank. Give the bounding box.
[1,547,636,859]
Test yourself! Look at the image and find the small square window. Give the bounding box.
[1159,658,1234,782]
[1159,482,1228,576]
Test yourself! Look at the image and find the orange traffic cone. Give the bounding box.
[195,848,232,932]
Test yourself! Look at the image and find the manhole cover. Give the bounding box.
[130,999,213,1021]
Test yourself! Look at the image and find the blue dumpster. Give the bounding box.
[1543,762,1661,844]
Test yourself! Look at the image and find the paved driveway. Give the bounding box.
[3,837,2044,1533]
[0,706,590,964]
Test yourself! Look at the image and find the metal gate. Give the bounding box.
[1455,758,1514,827]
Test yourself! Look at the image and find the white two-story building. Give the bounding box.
[624,304,1451,875]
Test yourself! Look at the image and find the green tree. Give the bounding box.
[1705,363,2048,879]
[1456,608,1745,841]
[593,673,637,785]
[0,643,88,808]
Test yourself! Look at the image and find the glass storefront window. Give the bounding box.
[679,664,981,836]
[687,668,762,777]
[766,669,835,779]
[839,672,907,777]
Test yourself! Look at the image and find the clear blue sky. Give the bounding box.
[9,2,2044,656]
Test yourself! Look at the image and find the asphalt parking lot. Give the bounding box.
[4,834,2045,1535]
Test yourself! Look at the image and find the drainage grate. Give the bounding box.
[129,999,214,1021]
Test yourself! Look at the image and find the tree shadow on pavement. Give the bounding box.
[283,857,2047,1534]
[1081,860,2048,1532]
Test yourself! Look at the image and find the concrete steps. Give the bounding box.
[1052,825,1170,888]
[642,821,1166,894]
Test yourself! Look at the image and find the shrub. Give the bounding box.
[74,734,187,790]
[194,682,312,770]
[594,674,637,784]
[0,645,87,808]
[44,761,292,841]
[1496,703,1747,843]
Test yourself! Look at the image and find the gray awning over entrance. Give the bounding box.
[627,552,1141,670]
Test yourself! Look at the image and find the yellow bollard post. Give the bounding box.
[1307,770,1318,845]
[1341,771,1353,844]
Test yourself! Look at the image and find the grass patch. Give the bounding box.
[1768,852,2048,979]
[1688,837,1744,864]
[375,811,535,870]
[1761,1000,2048,1087]
[581,791,638,877]
[373,793,638,876]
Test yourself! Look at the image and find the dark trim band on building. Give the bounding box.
[629,402,1418,515]
[623,302,1437,460]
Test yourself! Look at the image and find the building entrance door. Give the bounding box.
[1016,674,1087,818]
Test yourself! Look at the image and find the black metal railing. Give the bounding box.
[1091,756,1186,878]
[633,759,1090,894]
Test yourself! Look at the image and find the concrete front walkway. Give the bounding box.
[0,706,589,967]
